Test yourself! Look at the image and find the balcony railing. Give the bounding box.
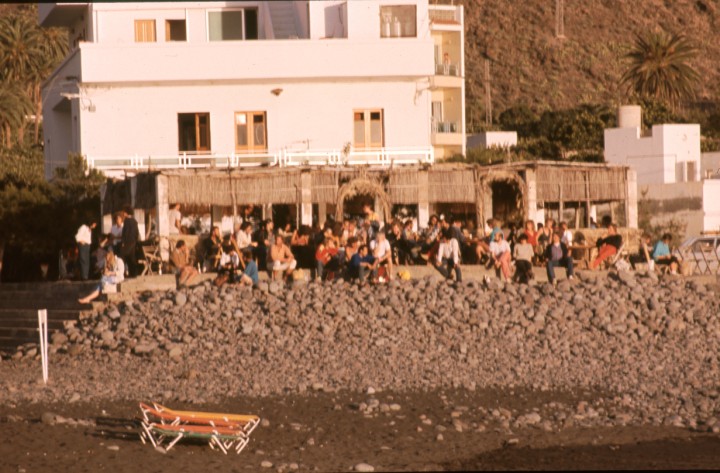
[84,146,434,173]
[432,121,459,133]
[435,62,461,76]
[429,4,462,25]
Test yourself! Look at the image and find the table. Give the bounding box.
[569,244,595,269]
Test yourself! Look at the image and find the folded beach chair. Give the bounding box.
[139,402,260,436]
[139,422,250,454]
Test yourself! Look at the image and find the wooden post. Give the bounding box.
[574,206,580,229]
[555,0,565,39]
[558,184,563,223]
[584,171,591,227]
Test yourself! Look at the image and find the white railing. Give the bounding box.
[85,147,434,172]
[432,121,459,133]
[435,62,461,76]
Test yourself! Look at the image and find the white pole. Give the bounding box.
[38,309,48,384]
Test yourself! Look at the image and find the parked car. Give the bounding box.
[674,234,720,275]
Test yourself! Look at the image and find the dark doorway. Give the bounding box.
[491,180,522,225]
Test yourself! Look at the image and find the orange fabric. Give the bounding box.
[590,244,617,269]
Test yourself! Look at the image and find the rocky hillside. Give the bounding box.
[463,0,720,128]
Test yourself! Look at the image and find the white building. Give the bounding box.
[40,1,466,179]
[604,105,720,236]
[467,131,518,150]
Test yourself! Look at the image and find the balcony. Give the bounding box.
[39,3,88,28]
[429,4,463,31]
[84,146,434,176]
[72,39,433,83]
[431,120,463,146]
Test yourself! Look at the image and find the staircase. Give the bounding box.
[0,282,95,354]
[268,1,300,39]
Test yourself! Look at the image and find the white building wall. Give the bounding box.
[604,124,701,185]
[702,180,720,233]
[78,80,431,158]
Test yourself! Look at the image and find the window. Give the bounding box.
[178,113,211,153]
[165,19,187,41]
[353,110,384,148]
[380,5,417,38]
[134,19,157,42]
[235,112,267,152]
[207,9,258,41]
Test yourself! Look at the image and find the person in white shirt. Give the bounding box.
[75,221,96,280]
[559,221,573,247]
[370,230,393,281]
[434,229,462,282]
[235,222,255,250]
[489,231,512,282]
[78,251,125,304]
[168,203,182,235]
[110,212,123,253]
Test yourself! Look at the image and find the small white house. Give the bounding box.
[40,1,466,179]
[604,105,720,237]
[467,131,518,150]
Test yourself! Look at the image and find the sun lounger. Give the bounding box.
[139,402,260,435]
[140,422,250,454]
[138,402,260,454]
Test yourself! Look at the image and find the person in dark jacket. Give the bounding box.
[120,207,140,277]
[545,232,574,285]
[590,223,623,270]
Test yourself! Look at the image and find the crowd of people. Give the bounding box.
[167,204,682,289]
[71,202,684,302]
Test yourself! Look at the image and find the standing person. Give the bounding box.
[120,207,140,278]
[434,229,462,282]
[110,212,124,253]
[545,232,574,285]
[559,221,573,247]
[168,203,182,235]
[253,219,274,272]
[489,231,512,282]
[75,221,96,281]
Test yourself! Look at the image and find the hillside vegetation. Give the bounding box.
[463,0,720,130]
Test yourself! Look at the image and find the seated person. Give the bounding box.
[370,230,393,281]
[342,236,360,280]
[489,231,512,282]
[652,233,680,274]
[348,244,377,284]
[629,233,653,270]
[315,237,340,280]
[93,234,112,275]
[590,223,623,269]
[513,233,535,284]
[170,239,200,287]
[204,226,223,271]
[240,248,259,286]
[559,221,573,246]
[219,234,244,282]
[78,251,125,304]
[434,229,462,282]
[269,234,297,281]
[235,222,255,251]
[545,232,574,285]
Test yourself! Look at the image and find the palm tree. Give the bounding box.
[621,31,700,107]
[0,6,68,145]
[0,82,33,147]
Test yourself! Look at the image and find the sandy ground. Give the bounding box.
[1,388,719,472]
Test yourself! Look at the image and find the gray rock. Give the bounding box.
[354,463,375,472]
[175,292,187,307]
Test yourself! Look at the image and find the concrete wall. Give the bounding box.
[702,152,720,179]
[76,80,431,158]
[604,124,701,185]
[639,181,720,237]
[467,131,518,150]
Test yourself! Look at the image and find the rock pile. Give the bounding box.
[3,271,720,432]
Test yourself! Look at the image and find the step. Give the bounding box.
[0,309,81,321]
[0,318,68,330]
[0,281,98,292]
[0,299,92,311]
[0,327,63,339]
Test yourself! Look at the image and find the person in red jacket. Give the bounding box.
[315,237,340,281]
